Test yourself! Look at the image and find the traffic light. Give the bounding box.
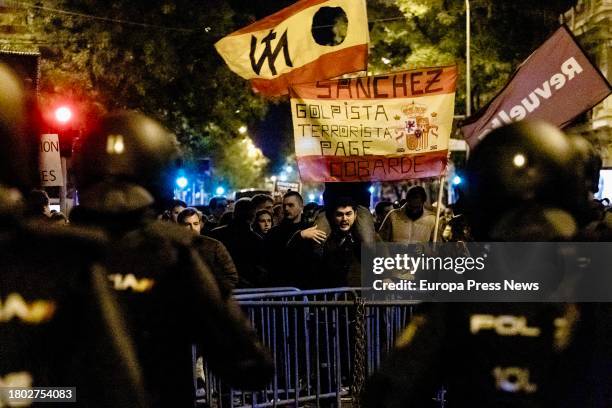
[54,106,73,125]
[44,104,78,157]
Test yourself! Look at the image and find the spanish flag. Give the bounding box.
[215,0,369,97]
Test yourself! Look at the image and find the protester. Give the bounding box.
[266,191,322,286]
[374,201,394,232]
[167,199,187,223]
[208,196,229,225]
[315,182,377,245]
[179,207,239,298]
[378,186,436,243]
[177,206,204,234]
[253,208,273,237]
[209,197,267,287]
[302,201,321,225]
[312,197,361,288]
[252,193,274,213]
[271,202,283,226]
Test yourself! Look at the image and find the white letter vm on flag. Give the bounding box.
[215,0,369,97]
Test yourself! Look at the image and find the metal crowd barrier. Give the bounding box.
[198,288,420,408]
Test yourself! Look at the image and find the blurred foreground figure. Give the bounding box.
[465,121,590,241]
[363,121,611,407]
[0,64,146,407]
[72,111,273,407]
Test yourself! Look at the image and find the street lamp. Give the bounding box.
[176,176,188,189]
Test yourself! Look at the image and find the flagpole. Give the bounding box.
[433,172,445,244]
[433,151,451,244]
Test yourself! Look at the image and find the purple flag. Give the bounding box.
[462,25,612,148]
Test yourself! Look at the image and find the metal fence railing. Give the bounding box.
[197,288,421,408]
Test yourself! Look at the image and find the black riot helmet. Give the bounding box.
[568,134,602,195]
[0,63,39,195]
[465,121,589,240]
[74,111,180,213]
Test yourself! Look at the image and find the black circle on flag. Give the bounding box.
[311,7,348,46]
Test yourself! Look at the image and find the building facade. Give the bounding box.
[0,1,40,91]
[561,0,612,167]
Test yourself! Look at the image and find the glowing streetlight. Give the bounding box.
[238,125,247,134]
[175,176,188,189]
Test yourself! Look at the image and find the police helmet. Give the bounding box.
[568,134,601,195]
[74,111,180,212]
[465,121,588,239]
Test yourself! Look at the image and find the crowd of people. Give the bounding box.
[152,162,611,291]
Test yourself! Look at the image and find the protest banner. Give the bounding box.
[215,0,368,97]
[290,66,457,182]
[462,25,612,148]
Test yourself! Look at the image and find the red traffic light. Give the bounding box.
[54,106,73,124]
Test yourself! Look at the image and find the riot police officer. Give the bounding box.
[0,64,146,407]
[72,111,273,407]
[362,121,611,407]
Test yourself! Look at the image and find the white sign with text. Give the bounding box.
[39,134,64,187]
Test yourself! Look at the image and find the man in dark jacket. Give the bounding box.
[178,207,239,298]
[266,191,326,287]
[317,197,363,287]
[209,198,266,287]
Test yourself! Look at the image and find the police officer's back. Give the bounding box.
[363,121,610,407]
[0,64,146,407]
[72,111,273,406]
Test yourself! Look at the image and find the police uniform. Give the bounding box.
[0,64,146,407]
[0,219,146,407]
[363,121,611,407]
[73,111,273,407]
